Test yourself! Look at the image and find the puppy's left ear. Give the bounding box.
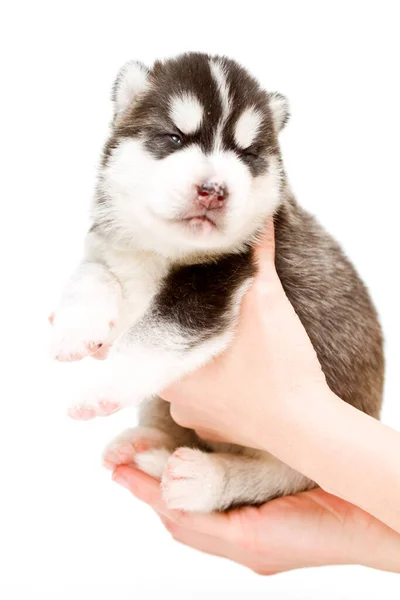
[112,60,150,116]
[268,92,290,133]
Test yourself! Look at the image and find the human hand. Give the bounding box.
[113,467,400,574]
[161,219,331,450]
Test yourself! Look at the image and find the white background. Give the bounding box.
[1,0,399,597]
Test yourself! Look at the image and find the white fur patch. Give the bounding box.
[114,61,149,115]
[209,59,231,151]
[50,262,123,361]
[99,136,281,257]
[169,93,204,134]
[210,60,231,119]
[162,448,226,512]
[234,107,263,149]
[135,448,171,479]
[269,92,289,133]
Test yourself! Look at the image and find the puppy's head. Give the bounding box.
[97,53,289,257]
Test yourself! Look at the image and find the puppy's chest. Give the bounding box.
[104,247,169,323]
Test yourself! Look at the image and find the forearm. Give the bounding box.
[258,387,400,535]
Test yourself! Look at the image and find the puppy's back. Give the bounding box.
[275,195,384,418]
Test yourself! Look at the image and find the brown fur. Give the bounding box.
[134,186,384,510]
[99,53,384,510]
[275,195,384,419]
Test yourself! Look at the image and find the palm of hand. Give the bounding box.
[114,467,366,574]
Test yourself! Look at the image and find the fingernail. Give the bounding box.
[112,472,132,491]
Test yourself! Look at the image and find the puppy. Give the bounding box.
[51,53,384,512]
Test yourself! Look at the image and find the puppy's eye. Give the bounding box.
[242,149,259,159]
[169,134,183,146]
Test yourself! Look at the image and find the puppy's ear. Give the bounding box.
[268,92,290,133]
[112,60,150,115]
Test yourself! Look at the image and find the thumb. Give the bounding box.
[254,218,276,275]
[242,218,279,313]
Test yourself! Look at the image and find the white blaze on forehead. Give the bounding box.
[210,59,231,120]
[169,93,204,134]
[210,59,232,151]
[234,107,263,149]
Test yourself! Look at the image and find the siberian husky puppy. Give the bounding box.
[51,53,384,512]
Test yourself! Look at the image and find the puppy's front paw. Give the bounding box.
[162,448,225,513]
[50,305,118,362]
[103,427,174,476]
[64,352,146,421]
[67,399,121,421]
[66,379,125,421]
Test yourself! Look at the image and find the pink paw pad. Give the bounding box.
[107,440,148,463]
[91,344,110,360]
[103,443,136,469]
[56,352,85,362]
[103,432,167,470]
[67,401,121,421]
[97,400,120,416]
[55,342,107,363]
[87,342,102,354]
[68,406,97,420]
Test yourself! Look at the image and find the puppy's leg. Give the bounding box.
[67,320,233,420]
[50,261,123,362]
[138,396,200,449]
[67,253,253,419]
[103,397,200,478]
[161,449,314,513]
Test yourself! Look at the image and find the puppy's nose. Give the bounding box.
[197,182,228,210]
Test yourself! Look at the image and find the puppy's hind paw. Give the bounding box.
[103,427,174,476]
[161,448,225,513]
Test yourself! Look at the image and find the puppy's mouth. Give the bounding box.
[184,214,215,225]
[179,213,219,234]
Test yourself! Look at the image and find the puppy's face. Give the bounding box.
[97,53,289,257]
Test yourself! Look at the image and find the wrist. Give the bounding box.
[254,383,339,472]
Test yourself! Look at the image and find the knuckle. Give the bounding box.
[170,510,189,528]
[252,566,268,576]
[170,405,186,428]
[164,520,175,534]
[251,564,276,577]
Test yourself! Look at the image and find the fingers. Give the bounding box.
[169,402,200,427]
[113,467,170,515]
[252,218,280,289]
[112,466,234,539]
[193,429,228,444]
[254,217,275,266]
[157,513,230,559]
[242,218,282,310]
[169,404,228,442]
[112,467,274,574]
[161,367,214,405]
[157,513,269,574]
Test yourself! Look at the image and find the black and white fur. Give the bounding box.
[51,53,384,512]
